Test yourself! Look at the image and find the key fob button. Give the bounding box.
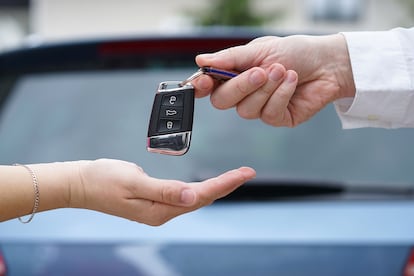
[162,94,183,107]
[159,106,183,119]
[158,119,182,132]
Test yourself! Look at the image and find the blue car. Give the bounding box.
[0,30,414,276]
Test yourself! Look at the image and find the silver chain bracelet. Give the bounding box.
[14,164,40,223]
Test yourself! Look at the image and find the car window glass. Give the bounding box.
[0,69,414,185]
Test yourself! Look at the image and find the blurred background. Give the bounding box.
[1,0,414,52]
[1,3,414,275]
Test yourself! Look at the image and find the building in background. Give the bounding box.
[0,0,413,51]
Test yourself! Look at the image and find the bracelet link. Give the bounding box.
[14,163,40,223]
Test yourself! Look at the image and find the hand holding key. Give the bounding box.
[192,34,356,127]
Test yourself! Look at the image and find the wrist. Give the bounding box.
[331,33,356,99]
[27,161,76,212]
[64,160,89,209]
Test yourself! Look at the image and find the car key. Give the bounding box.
[147,81,194,156]
[147,67,238,155]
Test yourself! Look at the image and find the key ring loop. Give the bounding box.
[179,69,204,87]
[179,67,239,87]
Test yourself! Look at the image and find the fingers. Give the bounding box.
[192,67,299,129]
[205,64,288,121]
[132,167,256,226]
[139,167,256,207]
[209,67,268,110]
[81,159,256,226]
[192,67,272,106]
[261,70,298,126]
[135,176,196,207]
[236,64,286,119]
[193,74,215,98]
[193,66,299,127]
[196,44,260,71]
[193,43,264,99]
[193,166,256,204]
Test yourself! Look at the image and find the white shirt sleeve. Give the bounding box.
[334,27,414,129]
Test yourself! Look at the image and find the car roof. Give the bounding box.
[0,30,267,75]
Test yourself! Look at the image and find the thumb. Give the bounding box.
[196,44,260,71]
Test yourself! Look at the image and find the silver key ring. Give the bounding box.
[179,69,204,87]
[180,67,239,87]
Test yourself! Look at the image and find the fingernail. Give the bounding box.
[268,66,284,82]
[286,70,297,83]
[181,189,196,205]
[249,70,266,85]
[239,167,257,180]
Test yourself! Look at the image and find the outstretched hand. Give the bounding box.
[71,159,256,226]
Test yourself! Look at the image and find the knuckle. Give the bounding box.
[278,87,293,101]
[261,110,281,127]
[259,84,276,97]
[235,79,251,96]
[160,186,171,203]
[261,117,279,127]
[261,117,276,127]
[210,95,227,110]
[261,108,276,123]
[160,183,182,203]
[237,106,259,119]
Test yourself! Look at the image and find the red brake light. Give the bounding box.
[99,38,251,57]
[404,248,414,276]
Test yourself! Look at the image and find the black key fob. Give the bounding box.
[147,81,194,155]
[147,67,238,156]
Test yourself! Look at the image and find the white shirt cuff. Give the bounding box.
[335,28,414,129]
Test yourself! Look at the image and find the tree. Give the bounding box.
[196,0,275,27]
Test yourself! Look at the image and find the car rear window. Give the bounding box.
[1,68,414,185]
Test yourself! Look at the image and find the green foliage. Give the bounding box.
[196,0,274,27]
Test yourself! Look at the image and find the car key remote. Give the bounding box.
[147,67,238,155]
[147,81,195,155]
